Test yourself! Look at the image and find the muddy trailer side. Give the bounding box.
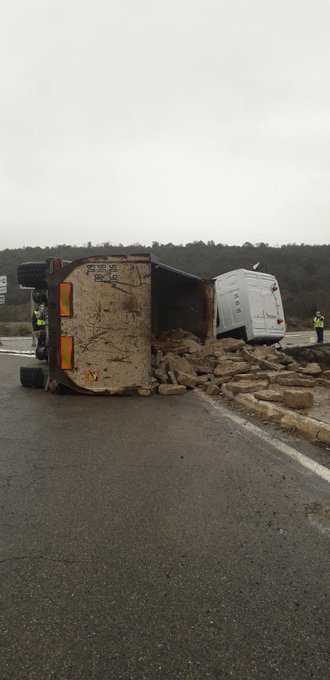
[22,254,214,395]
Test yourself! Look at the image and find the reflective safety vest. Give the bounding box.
[33,311,45,330]
[313,316,324,328]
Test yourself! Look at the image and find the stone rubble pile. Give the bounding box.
[152,330,330,445]
[151,330,330,409]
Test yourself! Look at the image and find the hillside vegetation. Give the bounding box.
[0,242,329,325]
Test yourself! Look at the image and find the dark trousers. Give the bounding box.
[36,329,46,347]
[316,327,324,343]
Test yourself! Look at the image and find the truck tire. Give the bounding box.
[36,346,48,361]
[32,288,47,304]
[20,366,45,388]
[17,262,46,288]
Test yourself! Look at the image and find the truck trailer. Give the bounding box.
[17,255,285,395]
[18,254,214,395]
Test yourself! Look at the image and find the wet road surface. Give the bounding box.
[283,331,330,347]
[0,355,329,679]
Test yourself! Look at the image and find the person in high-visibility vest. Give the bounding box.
[32,304,46,347]
[313,310,325,343]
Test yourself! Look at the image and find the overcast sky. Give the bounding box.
[0,0,329,249]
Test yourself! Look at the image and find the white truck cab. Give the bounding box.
[214,269,285,344]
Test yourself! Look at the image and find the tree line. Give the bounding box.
[0,242,329,325]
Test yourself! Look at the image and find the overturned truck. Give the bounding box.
[18,254,214,395]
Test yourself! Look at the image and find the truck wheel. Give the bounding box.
[17,262,46,288]
[20,366,45,388]
[32,288,47,304]
[36,346,48,361]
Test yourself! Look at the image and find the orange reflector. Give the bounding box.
[60,283,72,317]
[60,336,73,370]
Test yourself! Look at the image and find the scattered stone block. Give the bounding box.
[213,362,251,378]
[153,368,168,383]
[205,383,220,396]
[187,351,210,364]
[226,380,268,394]
[255,401,285,422]
[233,368,260,380]
[175,370,197,389]
[266,372,284,384]
[158,384,186,396]
[219,338,246,352]
[221,355,248,363]
[183,338,203,353]
[283,389,314,409]
[154,341,190,355]
[317,424,330,445]
[280,412,300,431]
[302,362,322,377]
[196,374,210,386]
[240,347,258,363]
[252,346,280,361]
[153,329,202,356]
[206,338,245,353]
[276,374,316,387]
[195,364,215,375]
[287,362,303,372]
[213,376,234,386]
[255,389,283,402]
[220,383,234,399]
[252,380,272,392]
[257,359,283,372]
[279,412,320,440]
[164,353,198,378]
[254,371,276,382]
[202,381,212,392]
[234,393,259,409]
[295,416,321,440]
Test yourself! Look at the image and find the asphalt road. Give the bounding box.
[0,355,329,680]
[282,330,330,347]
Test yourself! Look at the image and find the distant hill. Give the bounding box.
[0,242,329,325]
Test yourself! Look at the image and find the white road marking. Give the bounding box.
[0,336,33,340]
[198,391,330,484]
[0,351,34,357]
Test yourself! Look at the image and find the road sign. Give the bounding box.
[0,286,7,294]
[0,276,7,287]
[0,295,5,304]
